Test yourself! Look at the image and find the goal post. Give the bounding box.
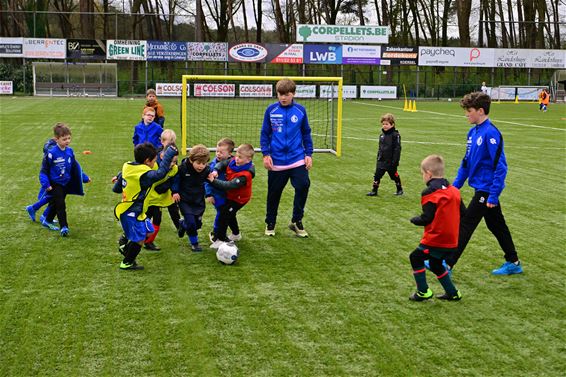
[180,75,343,157]
[490,85,548,103]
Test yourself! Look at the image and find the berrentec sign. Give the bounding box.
[297,24,389,44]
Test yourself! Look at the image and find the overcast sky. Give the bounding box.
[118,0,566,41]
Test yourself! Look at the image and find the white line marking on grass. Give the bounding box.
[311,134,565,150]
[354,101,566,132]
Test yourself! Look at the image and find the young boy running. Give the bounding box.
[409,155,464,301]
[172,144,211,252]
[446,91,523,275]
[38,123,91,236]
[205,138,236,242]
[26,133,58,223]
[114,142,178,270]
[208,144,255,249]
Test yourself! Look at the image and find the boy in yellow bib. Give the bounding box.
[114,142,178,270]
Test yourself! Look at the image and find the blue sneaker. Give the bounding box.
[424,259,452,277]
[39,215,57,224]
[492,261,523,275]
[41,219,59,231]
[26,206,36,221]
[60,226,69,237]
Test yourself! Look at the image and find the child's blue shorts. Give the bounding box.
[120,212,155,243]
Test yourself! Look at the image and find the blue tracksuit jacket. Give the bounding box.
[260,100,313,166]
[453,118,507,205]
[133,120,163,148]
[204,157,229,207]
[39,145,90,195]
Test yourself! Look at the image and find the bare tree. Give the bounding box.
[79,0,95,38]
[52,0,75,38]
[252,0,263,42]
[456,0,472,47]
[203,0,241,41]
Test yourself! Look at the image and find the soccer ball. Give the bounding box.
[448,98,452,102]
[216,242,239,265]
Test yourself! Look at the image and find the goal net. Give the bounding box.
[490,85,548,102]
[180,75,343,156]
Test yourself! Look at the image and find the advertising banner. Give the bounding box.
[295,85,317,98]
[528,49,566,69]
[24,38,66,59]
[106,40,146,60]
[66,39,106,60]
[0,81,13,94]
[268,44,303,64]
[147,41,187,61]
[304,44,342,64]
[342,45,380,65]
[517,87,541,101]
[320,85,357,98]
[297,24,389,44]
[494,49,529,68]
[381,46,418,65]
[418,47,495,67]
[228,43,268,63]
[0,37,24,58]
[155,83,189,97]
[239,84,273,97]
[194,83,235,97]
[187,42,227,61]
[360,86,397,99]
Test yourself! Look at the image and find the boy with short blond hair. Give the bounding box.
[409,155,464,301]
[39,123,91,236]
[205,137,236,241]
[208,144,256,249]
[143,129,180,251]
[367,112,403,196]
[172,144,211,252]
[145,88,165,127]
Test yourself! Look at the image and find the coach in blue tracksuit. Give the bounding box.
[260,79,313,238]
[445,91,522,276]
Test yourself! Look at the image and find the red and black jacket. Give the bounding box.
[410,178,464,249]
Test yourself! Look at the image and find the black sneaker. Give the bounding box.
[191,243,203,252]
[178,225,186,238]
[436,291,462,301]
[366,190,378,196]
[394,189,404,196]
[144,242,161,251]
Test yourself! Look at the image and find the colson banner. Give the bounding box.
[297,24,389,44]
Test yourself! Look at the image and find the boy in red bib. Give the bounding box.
[207,144,255,249]
[409,155,465,302]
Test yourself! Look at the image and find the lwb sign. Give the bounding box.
[304,45,342,64]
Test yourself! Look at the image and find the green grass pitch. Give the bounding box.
[0,96,565,376]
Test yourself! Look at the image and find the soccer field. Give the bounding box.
[0,97,565,376]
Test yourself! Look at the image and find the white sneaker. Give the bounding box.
[210,239,224,249]
[228,233,242,241]
[265,223,275,236]
[288,221,308,238]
